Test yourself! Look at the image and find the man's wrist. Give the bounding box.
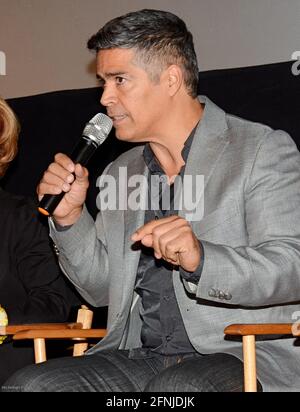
[180,240,205,284]
[53,207,83,227]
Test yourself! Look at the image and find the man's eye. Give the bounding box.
[116,77,126,85]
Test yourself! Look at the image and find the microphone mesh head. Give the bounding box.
[83,113,113,146]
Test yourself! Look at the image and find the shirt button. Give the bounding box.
[163,295,170,301]
[166,335,172,342]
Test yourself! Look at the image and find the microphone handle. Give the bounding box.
[38,138,98,216]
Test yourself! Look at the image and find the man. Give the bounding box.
[4,9,300,392]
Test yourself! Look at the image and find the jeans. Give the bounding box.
[1,350,260,392]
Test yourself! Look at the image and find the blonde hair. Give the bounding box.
[0,98,19,178]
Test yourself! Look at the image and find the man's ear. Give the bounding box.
[165,65,183,96]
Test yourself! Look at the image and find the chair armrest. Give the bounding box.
[224,323,300,392]
[12,328,107,340]
[224,323,297,336]
[0,322,82,336]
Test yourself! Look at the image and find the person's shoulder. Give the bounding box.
[226,113,296,150]
[114,145,144,165]
[0,188,26,209]
[105,145,145,176]
[201,96,276,146]
[226,112,273,138]
[0,189,37,219]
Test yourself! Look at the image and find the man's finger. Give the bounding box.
[54,153,75,173]
[140,234,153,248]
[74,164,89,182]
[131,215,180,241]
[158,226,190,260]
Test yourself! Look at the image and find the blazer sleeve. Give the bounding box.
[10,198,77,323]
[49,205,109,307]
[190,130,300,307]
[48,163,113,307]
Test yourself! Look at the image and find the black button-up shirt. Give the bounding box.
[134,127,204,354]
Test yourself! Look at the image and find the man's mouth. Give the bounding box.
[109,114,127,124]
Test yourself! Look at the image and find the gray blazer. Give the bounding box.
[50,96,300,392]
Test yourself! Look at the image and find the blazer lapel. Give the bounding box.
[121,150,148,308]
[179,96,230,224]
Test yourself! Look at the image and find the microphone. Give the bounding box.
[38,113,113,216]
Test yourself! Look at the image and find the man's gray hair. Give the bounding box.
[87,9,199,98]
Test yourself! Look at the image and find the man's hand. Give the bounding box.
[37,153,89,226]
[131,216,202,272]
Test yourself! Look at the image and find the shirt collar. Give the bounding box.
[143,124,198,176]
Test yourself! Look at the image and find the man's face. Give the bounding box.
[97,48,169,143]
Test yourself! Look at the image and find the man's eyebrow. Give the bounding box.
[96,72,128,80]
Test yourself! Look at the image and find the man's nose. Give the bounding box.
[100,85,117,107]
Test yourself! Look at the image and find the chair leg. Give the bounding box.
[242,335,257,392]
[34,338,47,363]
[73,305,93,356]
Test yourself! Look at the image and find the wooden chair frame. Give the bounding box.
[4,311,298,390]
[0,306,106,363]
[224,323,299,392]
